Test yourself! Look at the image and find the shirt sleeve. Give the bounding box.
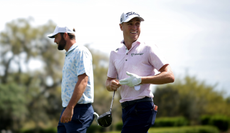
[75,47,92,76]
[107,51,118,78]
[148,44,168,71]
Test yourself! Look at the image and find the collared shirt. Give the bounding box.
[61,43,94,107]
[107,40,168,103]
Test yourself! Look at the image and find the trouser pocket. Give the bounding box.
[151,106,157,125]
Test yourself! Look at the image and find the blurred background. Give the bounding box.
[0,0,230,133]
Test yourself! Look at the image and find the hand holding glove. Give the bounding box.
[119,71,142,88]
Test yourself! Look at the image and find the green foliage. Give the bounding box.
[153,117,189,127]
[209,115,230,131]
[200,115,210,125]
[0,18,63,130]
[148,126,219,133]
[115,121,123,131]
[86,124,103,133]
[0,83,28,130]
[106,126,219,133]
[154,75,230,124]
[86,124,99,133]
[86,124,113,133]
[153,87,181,117]
[200,115,230,131]
[20,127,57,133]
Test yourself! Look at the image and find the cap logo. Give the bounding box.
[125,12,140,17]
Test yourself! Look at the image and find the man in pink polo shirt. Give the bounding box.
[106,11,175,133]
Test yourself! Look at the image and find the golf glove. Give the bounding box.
[119,71,142,87]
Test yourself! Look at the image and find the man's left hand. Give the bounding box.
[119,71,141,87]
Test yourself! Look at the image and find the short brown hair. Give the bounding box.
[60,32,75,40]
[68,33,75,40]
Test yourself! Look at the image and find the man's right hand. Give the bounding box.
[106,78,121,91]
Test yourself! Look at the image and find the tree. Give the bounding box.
[154,75,230,125]
[153,87,180,117]
[0,18,64,131]
[0,84,27,130]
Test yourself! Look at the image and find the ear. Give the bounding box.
[119,24,123,31]
[63,32,68,39]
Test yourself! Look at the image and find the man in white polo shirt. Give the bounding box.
[48,26,94,133]
[106,11,175,132]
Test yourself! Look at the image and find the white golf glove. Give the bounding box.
[119,71,142,88]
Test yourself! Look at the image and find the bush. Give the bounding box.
[87,124,100,133]
[41,128,57,133]
[209,115,230,131]
[87,124,111,133]
[20,128,57,133]
[200,115,230,131]
[115,122,123,131]
[148,126,219,133]
[200,115,211,125]
[153,116,189,127]
[105,126,219,133]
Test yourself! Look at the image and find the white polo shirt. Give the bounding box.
[107,40,168,103]
[61,43,94,107]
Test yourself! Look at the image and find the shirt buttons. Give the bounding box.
[126,53,128,55]
[125,59,127,61]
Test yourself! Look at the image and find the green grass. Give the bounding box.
[105,126,219,133]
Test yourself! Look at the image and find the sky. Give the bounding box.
[1,0,230,96]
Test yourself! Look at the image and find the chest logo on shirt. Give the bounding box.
[131,53,144,57]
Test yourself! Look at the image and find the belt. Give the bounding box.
[121,97,153,109]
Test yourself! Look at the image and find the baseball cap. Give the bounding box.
[47,26,75,38]
[120,11,144,24]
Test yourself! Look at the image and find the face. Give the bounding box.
[120,18,141,43]
[54,33,66,50]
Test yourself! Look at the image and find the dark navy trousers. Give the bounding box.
[121,101,157,133]
[57,103,94,133]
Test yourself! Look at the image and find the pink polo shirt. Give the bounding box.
[107,40,168,103]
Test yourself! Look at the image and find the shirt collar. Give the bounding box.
[121,40,141,54]
[66,43,78,56]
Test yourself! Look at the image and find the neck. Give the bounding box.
[65,40,76,51]
[123,39,136,50]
